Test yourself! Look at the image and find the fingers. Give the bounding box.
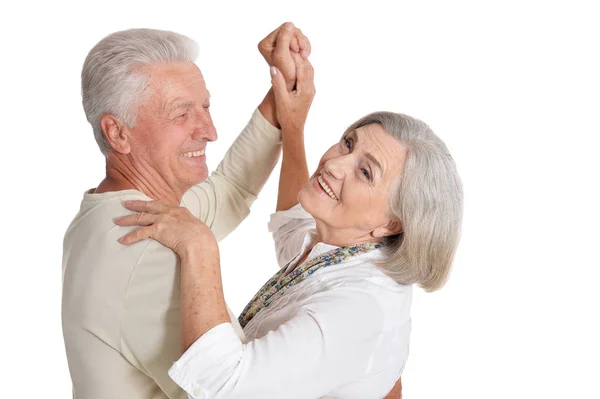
[273,23,295,61]
[258,23,282,58]
[122,200,169,214]
[118,226,154,245]
[270,66,288,102]
[294,28,311,58]
[259,22,308,64]
[114,212,156,227]
[293,53,315,94]
[290,36,300,53]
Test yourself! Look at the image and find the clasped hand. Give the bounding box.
[260,22,316,134]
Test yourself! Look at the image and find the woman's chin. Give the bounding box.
[298,187,329,219]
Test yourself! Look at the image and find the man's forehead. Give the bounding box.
[146,67,210,109]
[148,62,205,90]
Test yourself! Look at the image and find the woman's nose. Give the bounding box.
[322,156,348,181]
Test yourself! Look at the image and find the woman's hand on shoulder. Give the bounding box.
[115,200,217,258]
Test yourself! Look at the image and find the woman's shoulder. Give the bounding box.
[309,260,413,323]
[315,254,412,294]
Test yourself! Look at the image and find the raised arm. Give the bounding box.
[181,23,311,239]
[270,44,314,211]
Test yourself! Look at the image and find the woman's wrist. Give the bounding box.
[179,239,219,267]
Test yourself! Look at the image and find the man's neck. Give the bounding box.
[94,159,182,205]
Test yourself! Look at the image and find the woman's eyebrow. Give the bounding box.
[354,130,382,173]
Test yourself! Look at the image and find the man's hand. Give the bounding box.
[258,22,311,90]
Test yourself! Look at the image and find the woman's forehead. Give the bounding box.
[352,125,406,173]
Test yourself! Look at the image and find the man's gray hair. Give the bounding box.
[82,28,199,154]
[344,112,463,292]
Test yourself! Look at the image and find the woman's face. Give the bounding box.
[298,123,407,244]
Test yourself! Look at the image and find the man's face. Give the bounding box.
[127,62,217,196]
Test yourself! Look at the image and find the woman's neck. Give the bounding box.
[313,223,380,248]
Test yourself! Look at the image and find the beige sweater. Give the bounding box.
[62,109,281,399]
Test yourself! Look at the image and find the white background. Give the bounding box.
[1,0,599,397]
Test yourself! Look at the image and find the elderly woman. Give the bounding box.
[116,31,462,399]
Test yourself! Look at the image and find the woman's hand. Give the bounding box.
[117,200,229,349]
[271,52,315,133]
[115,200,217,259]
[259,22,311,91]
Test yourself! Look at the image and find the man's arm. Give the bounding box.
[181,99,282,241]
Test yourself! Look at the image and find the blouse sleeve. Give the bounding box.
[267,203,316,269]
[168,287,389,399]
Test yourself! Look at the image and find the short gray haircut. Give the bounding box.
[344,112,463,292]
[81,28,199,154]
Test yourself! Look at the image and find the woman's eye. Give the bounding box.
[361,168,370,180]
[343,138,352,149]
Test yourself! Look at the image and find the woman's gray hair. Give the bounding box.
[344,112,463,292]
[82,28,199,154]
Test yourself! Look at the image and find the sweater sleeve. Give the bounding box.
[181,109,281,242]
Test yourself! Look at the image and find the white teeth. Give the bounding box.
[181,150,205,158]
[317,175,338,200]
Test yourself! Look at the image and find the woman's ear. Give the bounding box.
[100,114,131,154]
[372,219,402,239]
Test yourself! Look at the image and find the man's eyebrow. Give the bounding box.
[167,94,211,113]
[166,98,194,112]
[173,101,195,109]
[353,130,383,173]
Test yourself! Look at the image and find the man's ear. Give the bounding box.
[100,114,131,154]
[372,219,403,239]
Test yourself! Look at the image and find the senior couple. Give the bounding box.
[62,22,462,399]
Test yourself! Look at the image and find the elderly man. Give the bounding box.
[62,24,310,398]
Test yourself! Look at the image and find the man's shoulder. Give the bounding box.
[65,190,149,234]
[63,190,175,290]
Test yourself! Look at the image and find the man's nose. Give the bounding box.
[191,111,218,142]
[192,125,217,142]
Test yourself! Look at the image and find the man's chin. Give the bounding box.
[186,169,209,188]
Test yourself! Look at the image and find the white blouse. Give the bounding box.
[169,204,412,399]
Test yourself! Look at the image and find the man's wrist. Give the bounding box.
[257,89,280,129]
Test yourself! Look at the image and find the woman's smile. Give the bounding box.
[315,174,339,200]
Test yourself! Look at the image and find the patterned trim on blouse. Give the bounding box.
[238,243,380,328]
